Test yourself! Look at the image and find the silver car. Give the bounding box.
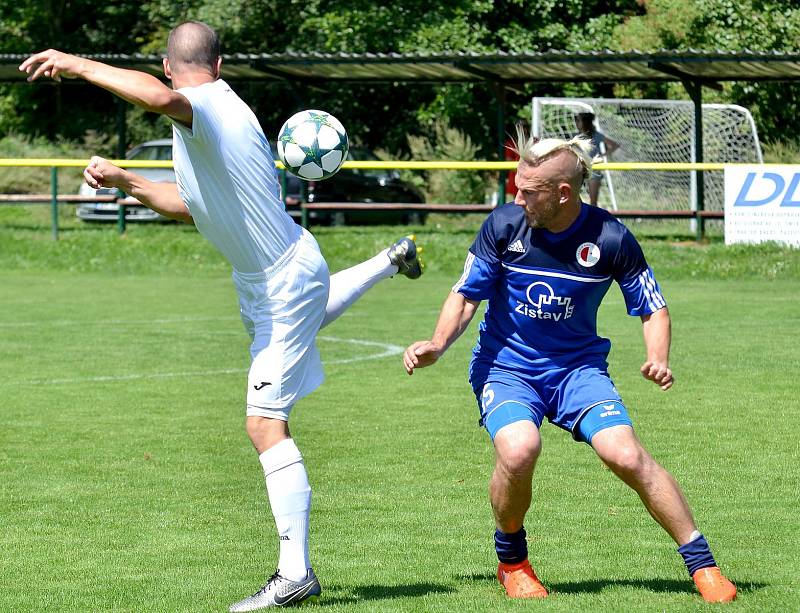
[76,139,175,221]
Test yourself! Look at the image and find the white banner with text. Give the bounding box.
[724,165,800,246]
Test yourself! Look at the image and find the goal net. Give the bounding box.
[532,97,763,212]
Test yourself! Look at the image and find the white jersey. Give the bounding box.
[172,79,299,273]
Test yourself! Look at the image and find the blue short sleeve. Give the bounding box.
[613,228,667,316]
[452,215,502,300]
[452,252,500,300]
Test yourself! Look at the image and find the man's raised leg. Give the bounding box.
[491,421,548,599]
[591,425,736,603]
[321,236,422,328]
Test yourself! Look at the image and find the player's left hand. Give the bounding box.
[84,156,126,190]
[640,360,674,391]
[19,50,84,82]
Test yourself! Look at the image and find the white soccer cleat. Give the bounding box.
[229,569,321,611]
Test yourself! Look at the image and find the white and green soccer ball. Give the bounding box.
[277,110,349,180]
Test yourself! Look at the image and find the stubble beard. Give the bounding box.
[524,199,559,230]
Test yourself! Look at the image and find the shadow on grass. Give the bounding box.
[460,572,767,597]
[319,582,454,605]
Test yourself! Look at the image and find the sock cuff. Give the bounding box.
[259,438,303,476]
[495,527,528,564]
[678,533,717,576]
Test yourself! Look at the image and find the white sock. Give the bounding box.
[259,438,312,581]
[321,249,397,328]
[689,529,701,542]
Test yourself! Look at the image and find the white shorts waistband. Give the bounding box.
[232,226,306,283]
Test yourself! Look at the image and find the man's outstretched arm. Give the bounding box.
[84,157,193,224]
[640,306,673,390]
[19,50,192,126]
[403,291,480,375]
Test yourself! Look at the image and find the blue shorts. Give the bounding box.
[472,365,632,444]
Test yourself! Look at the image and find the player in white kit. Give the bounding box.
[21,21,422,611]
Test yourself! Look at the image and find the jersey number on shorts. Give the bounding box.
[481,384,495,411]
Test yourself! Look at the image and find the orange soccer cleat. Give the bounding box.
[692,566,737,603]
[497,560,549,598]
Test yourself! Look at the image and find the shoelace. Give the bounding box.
[254,571,283,596]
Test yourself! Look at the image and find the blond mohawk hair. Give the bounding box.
[512,124,595,183]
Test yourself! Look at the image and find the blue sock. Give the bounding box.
[678,534,717,576]
[495,527,528,564]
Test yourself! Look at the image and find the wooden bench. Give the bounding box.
[0,194,118,204]
[299,202,724,226]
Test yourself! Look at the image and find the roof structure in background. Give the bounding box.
[2,49,800,84]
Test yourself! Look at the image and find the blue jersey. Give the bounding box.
[454,203,665,375]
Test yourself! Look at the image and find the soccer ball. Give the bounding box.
[277,110,349,180]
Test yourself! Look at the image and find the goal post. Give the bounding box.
[531,97,763,213]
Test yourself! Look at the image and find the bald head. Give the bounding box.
[167,21,220,74]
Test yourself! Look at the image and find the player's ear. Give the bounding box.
[163,58,172,80]
[558,181,572,204]
[214,56,222,79]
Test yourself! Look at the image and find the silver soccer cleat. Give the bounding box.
[387,235,423,279]
[229,569,321,611]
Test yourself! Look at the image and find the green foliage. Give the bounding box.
[407,119,491,204]
[762,139,800,164]
[0,0,798,154]
[608,0,800,142]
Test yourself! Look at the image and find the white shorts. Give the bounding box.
[233,228,330,418]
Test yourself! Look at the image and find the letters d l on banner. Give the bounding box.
[725,165,800,246]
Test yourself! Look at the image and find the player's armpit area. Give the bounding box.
[162,92,193,128]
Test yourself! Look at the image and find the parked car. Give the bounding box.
[282,147,427,225]
[77,140,426,225]
[76,139,174,222]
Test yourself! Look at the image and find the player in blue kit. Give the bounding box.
[403,133,736,603]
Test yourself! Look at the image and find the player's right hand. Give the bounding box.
[84,156,125,190]
[403,341,443,375]
[19,50,84,82]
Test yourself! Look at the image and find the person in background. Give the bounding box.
[574,112,619,207]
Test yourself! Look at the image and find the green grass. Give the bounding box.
[1,216,799,611]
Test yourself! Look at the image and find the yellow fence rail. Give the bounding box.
[1,158,760,240]
[0,158,786,171]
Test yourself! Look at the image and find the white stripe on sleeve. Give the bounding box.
[452,252,476,293]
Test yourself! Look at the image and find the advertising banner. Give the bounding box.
[724,165,800,246]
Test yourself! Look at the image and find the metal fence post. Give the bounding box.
[117,190,126,234]
[50,166,59,240]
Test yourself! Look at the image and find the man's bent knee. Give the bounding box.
[494,421,542,478]
[246,415,290,454]
[592,426,651,478]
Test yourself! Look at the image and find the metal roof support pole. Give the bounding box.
[115,98,128,235]
[495,82,507,206]
[684,79,705,241]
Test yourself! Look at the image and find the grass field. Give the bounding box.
[1,213,799,611]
